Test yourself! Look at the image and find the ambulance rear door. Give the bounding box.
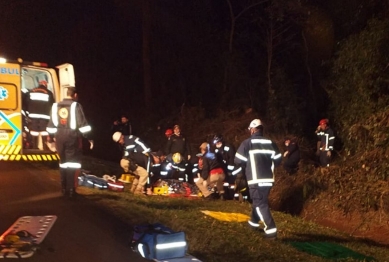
[0,63,23,158]
[56,63,75,101]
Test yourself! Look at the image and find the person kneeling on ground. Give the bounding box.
[112,132,151,195]
[195,142,225,200]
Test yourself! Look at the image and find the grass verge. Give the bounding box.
[77,186,388,262]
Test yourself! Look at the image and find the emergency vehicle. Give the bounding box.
[0,57,75,161]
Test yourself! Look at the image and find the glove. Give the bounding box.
[327,151,331,157]
[187,155,191,161]
[283,151,288,157]
[89,140,94,150]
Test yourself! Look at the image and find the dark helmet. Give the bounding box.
[213,134,223,144]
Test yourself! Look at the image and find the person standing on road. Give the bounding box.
[235,119,282,240]
[47,87,93,198]
[112,132,151,195]
[315,119,335,167]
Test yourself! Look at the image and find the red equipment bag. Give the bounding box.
[107,181,125,192]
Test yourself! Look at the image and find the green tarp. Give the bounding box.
[290,241,375,261]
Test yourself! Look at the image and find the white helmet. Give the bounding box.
[248,119,262,130]
[112,132,122,142]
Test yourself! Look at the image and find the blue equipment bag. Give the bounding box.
[131,223,187,260]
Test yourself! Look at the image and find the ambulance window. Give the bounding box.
[21,68,54,95]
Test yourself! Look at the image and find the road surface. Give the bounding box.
[0,161,147,262]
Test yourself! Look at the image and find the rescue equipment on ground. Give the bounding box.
[0,215,57,259]
[78,172,108,190]
[131,223,187,260]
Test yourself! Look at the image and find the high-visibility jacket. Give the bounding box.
[26,85,54,120]
[215,142,240,175]
[317,127,335,152]
[121,135,152,173]
[235,132,282,185]
[47,98,91,169]
[46,98,91,137]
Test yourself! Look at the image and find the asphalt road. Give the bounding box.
[0,161,148,262]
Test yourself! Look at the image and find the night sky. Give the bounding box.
[1,0,385,161]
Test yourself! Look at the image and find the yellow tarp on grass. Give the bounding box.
[201,210,250,222]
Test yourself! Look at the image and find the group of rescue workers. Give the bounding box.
[21,80,335,240]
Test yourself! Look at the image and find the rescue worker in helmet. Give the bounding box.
[235,119,282,240]
[160,152,187,181]
[112,132,151,195]
[213,134,241,200]
[47,87,93,198]
[195,142,226,200]
[26,80,54,150]
[315,119,335,167]
[165,129,173,139]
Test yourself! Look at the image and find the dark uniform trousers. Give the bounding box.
[249,185,277,237]
[56,129,82,192]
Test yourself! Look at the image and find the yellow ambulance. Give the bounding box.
[0,57,74,161]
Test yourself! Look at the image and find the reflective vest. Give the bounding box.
[47,98,91,136]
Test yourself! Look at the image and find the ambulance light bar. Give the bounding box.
[0,57,48,67]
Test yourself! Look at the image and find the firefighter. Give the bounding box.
[235,119,282,240]
[213,134,242,200]
[195,142,226,200]
[112,132,151,195]
[164,128,173,139]
[47,87,93,198]
[26,80,54,150]
[315,119,335,167]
